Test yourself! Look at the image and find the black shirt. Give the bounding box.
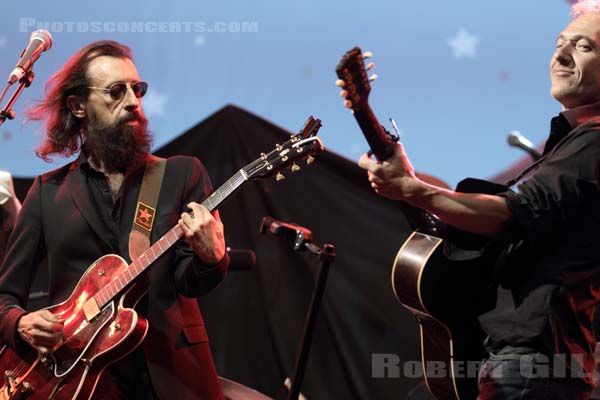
[478,102,600,386]
[81,159,157,399]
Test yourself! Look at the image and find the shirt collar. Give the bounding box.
[77,151,105,178]
[542,100,600,156]
[560,100,600,129]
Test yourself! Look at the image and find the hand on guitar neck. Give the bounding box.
[336,46,509,236]
[358,142,428,202]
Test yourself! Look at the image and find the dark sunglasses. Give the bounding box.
[88,81,149,101]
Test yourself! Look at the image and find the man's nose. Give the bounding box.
[123,84,141,110]
[554,44,574,66]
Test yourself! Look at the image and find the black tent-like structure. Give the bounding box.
[13,105,432,399]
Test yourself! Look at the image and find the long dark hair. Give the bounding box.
[27,40,133,161]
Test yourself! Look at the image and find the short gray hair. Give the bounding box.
[572,0,600,18]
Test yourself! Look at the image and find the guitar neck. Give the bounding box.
[353,103,439,234]
[93,169,248,309]
[353,105,394,161]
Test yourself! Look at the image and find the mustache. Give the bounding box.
[119,111,147,124]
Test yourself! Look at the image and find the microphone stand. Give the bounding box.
[259,217,336,400]
[0,69,35,127]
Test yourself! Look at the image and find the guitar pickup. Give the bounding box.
[82,298,101,321]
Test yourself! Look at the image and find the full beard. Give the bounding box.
[83,112,152,174]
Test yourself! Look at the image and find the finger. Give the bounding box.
[29,327,62,342]
[358,153,374,170]
[187,203,213,220]
[39,310,64,324]
[180,212,195,228]
[34,312,64,332]
[30,334,61,348]
[33,319,64,334]
[178,219,193,237]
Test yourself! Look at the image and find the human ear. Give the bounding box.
[66,95,86,118]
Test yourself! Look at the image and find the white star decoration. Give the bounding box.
[194,34,206,48]
[448,28,480,59]
[142,89,168,117]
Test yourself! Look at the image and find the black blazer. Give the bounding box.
[0,154,228,399]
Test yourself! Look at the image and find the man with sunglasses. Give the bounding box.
[0,41,229,399]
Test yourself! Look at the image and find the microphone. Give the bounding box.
[260,216,313,251]
[8,30,53,84]
[507,131,541,161]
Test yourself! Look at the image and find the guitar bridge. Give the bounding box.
[4,369,33,398]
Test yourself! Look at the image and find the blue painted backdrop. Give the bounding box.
[0,1,575,187]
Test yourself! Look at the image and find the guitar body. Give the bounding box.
[0,254,148,400]
[392,231,496,400]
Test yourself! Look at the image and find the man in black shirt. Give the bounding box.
[359,2,600,399]
[0,41,228,399]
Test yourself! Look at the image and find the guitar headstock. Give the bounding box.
[243,116,324,180]
[335,46,377,111]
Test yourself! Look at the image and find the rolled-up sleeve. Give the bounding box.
[499,127,600,242]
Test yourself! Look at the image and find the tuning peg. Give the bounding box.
[276,172,285,181]
[367,62,375,70]
[291,163,301,172]
[340,90,348,98]
[364,51,373,59]
[369,74,378,82]
[306,155,315,165]
[335,79,345,87]
[344,100,353,108]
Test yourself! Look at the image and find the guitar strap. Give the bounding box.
[128,156,201,326]
[128,155,166,260]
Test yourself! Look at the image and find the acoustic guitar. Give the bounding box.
[336,47,500,400]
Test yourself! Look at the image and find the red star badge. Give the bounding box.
[135,202,155,231]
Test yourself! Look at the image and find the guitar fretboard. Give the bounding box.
[93,169,249,308]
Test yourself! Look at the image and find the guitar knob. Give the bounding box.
[367,62,375,70]
[21,381,32,392]
[364,51,373,58]
[276,172,285,181]
[306,155,315,165]
[291,163,301,172]
[344,100,353,109]
[335,79,345,87]
[369,74,378,82]
[340,90,348,98]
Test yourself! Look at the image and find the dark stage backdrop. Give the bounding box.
[13,105,430,400]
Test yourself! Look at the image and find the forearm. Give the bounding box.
[174,252,229,297]
[404,180,511,236]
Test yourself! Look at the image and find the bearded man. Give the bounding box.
[0,40,228,399]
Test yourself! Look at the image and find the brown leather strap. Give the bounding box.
[129,156,166,260]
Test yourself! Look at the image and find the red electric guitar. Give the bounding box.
[0,117,324,400]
